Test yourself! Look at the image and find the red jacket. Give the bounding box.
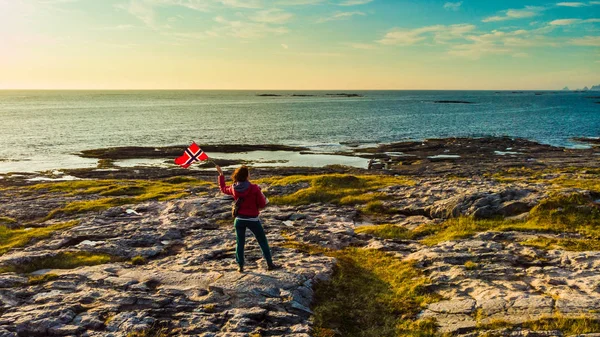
[218,175,266,217]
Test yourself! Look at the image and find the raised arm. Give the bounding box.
[216,165,233,195]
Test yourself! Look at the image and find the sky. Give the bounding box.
[0,0,599,90]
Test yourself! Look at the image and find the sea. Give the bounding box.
[0,90,598,174]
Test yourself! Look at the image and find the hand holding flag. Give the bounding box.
[175,142,209,168]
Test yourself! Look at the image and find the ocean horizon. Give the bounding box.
[1,90,598,173]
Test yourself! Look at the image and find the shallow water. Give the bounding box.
[114,151,369,171]
[0,90,598,172]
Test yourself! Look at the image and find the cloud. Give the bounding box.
[275,0,325,5]
[378,24,475,45]
[250,9,293,24]
[434,24,476,43]
[556,2,587,6]
[339,0,373,5]
[550,18,600,25]
[214,16,289,38]
[281,43,289,49]
[569,36,600,46]
[344,42,377,49]
[218,0,261,8]
[482,6,544,22]
[115,0,212,29]
[37,0,78,3]
[446,27,558,59]
[443,2,462,11]
[115,1,159,29]
[550,18,582,25]
[318,11,365,22]
[95,24,136,30]
[164,31,211,40]
[278,51,343,57]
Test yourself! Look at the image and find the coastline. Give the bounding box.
[1,136,600,335]
[1,136,598,183]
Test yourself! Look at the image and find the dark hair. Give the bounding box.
[232,165,249,182]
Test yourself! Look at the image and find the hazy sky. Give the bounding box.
[1,0,599,89]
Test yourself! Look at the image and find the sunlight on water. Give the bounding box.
[0,90,598,172]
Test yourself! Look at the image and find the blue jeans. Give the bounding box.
[234,218,273,267]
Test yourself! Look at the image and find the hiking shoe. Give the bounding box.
[238,265,244,273]
[267,263,281,271]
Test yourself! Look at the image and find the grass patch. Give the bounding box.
[416,193,600,246]
[0,221,79,255]
[360,200,398,215]
[47,198,130,218]
[521,237,600,252]
[464,261,479,270]
[550,176,600,193]
[356,225,422,240]
[99,186,146,196]
[260,174,414,206]
[312,248,440,337]
[491,167,600,192]
[130,255,147,265]
[28,273,59,285]
[0,251,116,274]
[282,237,440,336]
[33,178,213,219]
[478,316,600,335]
[419,218,508,245]
[0,216,16,225]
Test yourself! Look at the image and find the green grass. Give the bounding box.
[0,221,79,255]
[281,237,440,337]
[311,248,440,337]
[0,216,16,225]
[416,193,600,246]
[259,174,414,206]
[32,178,213,219]
[490,167,600,192]
[46,198,131,219]
[464,261,479,270]
[550,176,600,192]
[419,217,510,246]
[356,225,424,240]
[477,316,600,335]
[521,237,600,252]
[0,251,116,274]
[28,273,59,285]
[355,193,600,249]
[130,255,147,265]
[360,200,398,215]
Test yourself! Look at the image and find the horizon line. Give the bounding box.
[0,88,579,91]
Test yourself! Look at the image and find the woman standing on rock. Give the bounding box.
[216,165,279,273]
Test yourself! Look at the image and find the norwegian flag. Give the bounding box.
[175,142,209,168]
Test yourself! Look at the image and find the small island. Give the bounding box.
[434,100,475,104]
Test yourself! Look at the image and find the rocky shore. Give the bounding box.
[0,137,600,336]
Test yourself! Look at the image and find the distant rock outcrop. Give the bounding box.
[562,86,570,91]
[433,100,474,104]
[590,84,600,91]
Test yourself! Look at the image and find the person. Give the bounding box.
[216,164,280,273]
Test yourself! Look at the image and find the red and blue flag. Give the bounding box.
[175,142,209,168]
